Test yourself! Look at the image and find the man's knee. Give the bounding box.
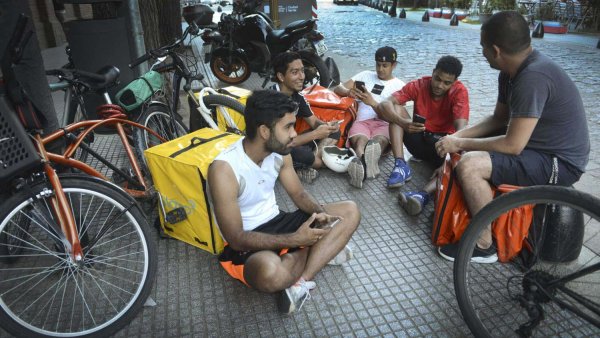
[325,200,361,229]
[455,151,492,182]
[245,253,290,293]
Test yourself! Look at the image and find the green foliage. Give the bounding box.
[481,0,517,13]
[536,2,555,20]
[445,0,472,9]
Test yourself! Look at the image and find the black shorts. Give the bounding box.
[291,142,317,169]
[218,210,310,286]
[404,131,447,167]
[291,131,341,169]
[489,149,583,187]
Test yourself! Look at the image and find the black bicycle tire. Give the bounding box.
[298,50,332,88]
[0,175,157,338]
[454,185,600,337]
[201,94,246,133]
[134,104,188,164]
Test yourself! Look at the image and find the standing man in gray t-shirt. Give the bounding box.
[433,11,590,263]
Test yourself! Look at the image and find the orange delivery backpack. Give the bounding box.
[298,85,356,148]
[432,153,535,262]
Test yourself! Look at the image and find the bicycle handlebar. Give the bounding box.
[128,53,153,69]
[129,26,192,69]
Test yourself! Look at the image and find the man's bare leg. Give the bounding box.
[389,124,405,160]
[314,137,338,168]
[301,201,360,280]
[455,151,495,248]
[350,135,369,158]
[244,249,310,293]
[372,135,389,157]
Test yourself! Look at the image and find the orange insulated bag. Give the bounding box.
[432,154,535,262]
[298,85,356,148]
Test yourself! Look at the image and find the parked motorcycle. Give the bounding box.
[188,1,335,87]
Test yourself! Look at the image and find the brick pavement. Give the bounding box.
[1,2,599,337]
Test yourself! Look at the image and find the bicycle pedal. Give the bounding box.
[165,207,187,224]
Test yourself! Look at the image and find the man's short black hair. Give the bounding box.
[272,51,302,82]
[481,11,531,55]
[244,89,298,140]
[435,56,463,78]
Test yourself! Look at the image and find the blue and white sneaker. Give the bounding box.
[387,158,412,188]
[398,191,430,215]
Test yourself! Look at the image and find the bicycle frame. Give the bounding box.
[48,79,82,127]
[42,118,167,199]
[144,26,239,132]
[33,135,84,260]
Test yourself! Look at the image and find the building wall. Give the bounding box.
[27,0,93,49]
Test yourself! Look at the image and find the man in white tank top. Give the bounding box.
[208,90,360,315]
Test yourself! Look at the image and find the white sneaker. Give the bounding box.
[277,278,312,314]
[303,279,316,290]
[348,158,365,188]
[364,140,381,179]
[328,244,353,265]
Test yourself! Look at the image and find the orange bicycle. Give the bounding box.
[0,15,157,337]
[45,66,170,199]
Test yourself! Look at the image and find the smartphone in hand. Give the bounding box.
[354,81,366,92]
[310,218,341,229]
[413,114,426,124]
[328,218,341,228]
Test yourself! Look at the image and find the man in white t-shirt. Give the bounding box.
[333,46,405,188]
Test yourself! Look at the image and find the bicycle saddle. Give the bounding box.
[74,65,120,91]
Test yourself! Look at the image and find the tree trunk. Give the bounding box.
[139,0,182,111]
[139,0,182,50]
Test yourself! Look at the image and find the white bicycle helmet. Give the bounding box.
[322,146,357,173]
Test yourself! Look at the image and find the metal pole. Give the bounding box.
[270,0,280,28]
[126,0,147,75]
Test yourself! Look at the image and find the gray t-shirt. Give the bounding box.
[498,50,589,173]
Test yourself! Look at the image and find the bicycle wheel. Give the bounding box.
[136,104,187,149]
[454,186,600,337]
[0,175,157,337]
[134,103,187,166]
[199,94,245,134]
[0,210,30,262]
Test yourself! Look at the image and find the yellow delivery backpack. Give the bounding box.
[191,86,250,133]
[144,128,241,254]
[217,86,251,129]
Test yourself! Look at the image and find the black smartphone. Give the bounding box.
[413,114,426,124]
[354,81,366,92]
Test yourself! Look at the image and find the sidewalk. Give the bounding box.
[4,5,596,337]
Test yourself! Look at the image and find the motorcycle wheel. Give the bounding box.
[299,50,332,88]
[210,53,252,85]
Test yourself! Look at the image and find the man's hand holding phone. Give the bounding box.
[354,81,366,93]
[328,120,343,130]
[352,81,378,107]
[406,113,427,133]
[310,214,342,229]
